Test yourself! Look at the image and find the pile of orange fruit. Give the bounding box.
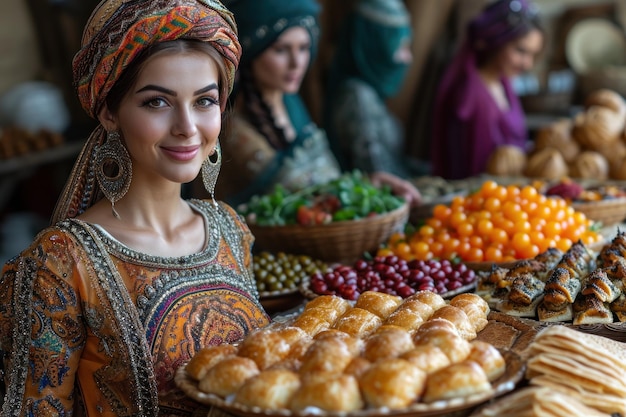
[378,180,602,263]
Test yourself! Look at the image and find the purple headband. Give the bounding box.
[467,0,540,52]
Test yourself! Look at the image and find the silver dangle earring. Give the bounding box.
[94,131,132,219]
[202,143,222,206]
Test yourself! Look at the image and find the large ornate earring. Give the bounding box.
[94,131,132,219]
[202,143,222,206]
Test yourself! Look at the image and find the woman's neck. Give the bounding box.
[478,66,510,111]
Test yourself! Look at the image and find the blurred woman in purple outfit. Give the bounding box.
[430,0,544,179]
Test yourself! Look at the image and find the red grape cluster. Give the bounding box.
[308,255,476,301]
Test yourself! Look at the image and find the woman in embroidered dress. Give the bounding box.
[215,0,421,207]
[0,0,270,416]
[430,0,544,180]
[323,0,422,179]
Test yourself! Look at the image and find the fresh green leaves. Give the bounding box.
[238,171,405,226]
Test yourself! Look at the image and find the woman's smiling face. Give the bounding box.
[100,50,222,187]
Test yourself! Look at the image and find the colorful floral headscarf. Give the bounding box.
[52,0,241,223]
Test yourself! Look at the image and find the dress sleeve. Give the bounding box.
[0,229,87,415]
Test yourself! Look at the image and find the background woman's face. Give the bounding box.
[252,27,311,95]
[494,28,543,78]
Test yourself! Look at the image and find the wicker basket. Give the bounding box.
[248,203,409,265]
[572,197,626,226]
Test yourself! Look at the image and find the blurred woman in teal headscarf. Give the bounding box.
[217,0,421,207]
[324,0,421,178]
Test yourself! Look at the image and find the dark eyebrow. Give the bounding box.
[135,83,219,96]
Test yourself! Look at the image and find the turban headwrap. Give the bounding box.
[224,0,320,66]
[468,0,540,53]
[52,0,241,223]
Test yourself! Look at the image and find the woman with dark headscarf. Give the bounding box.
[0,1,269,415]
[430,0,544,180]
[324,0,418,178]
[217,0,421,207]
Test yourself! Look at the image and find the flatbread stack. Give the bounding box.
[526,325,626,415]
[469,386,610,417]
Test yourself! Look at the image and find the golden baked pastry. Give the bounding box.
[467,340,506,381]
[185,344,238,381]
[449,301,488,332]
[292,313,331,336]
[429,305,477,340]
[414,317,459,335]
[358,358,426,409]
[383,307,425,332]
[333,307,382,338]
[585,88,626,116]
[289,374,364,412]
[198,356,260,397]
[413,326,471,363]
[233,369,301,410]
[406,291,446,310]
[299,336,357,378]
[298,306,342,325]
[396,298,435,320]
[343,356,372,379]
[400,345,451,374]
[354,290,402,319]
[303,295,351,315]
[363,327,414,362]
[237,329,291,370]
[422,360,492,403]
[275,326,310,345]
[450,293,490,314]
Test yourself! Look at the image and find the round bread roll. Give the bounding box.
[429,305,477,340]
[383,307,425,332]
[237,329,291,370]
[450,293,490,315]
[359,358,426,409]
[405,291,446,311]
[584,89,626,116]
[524,147,569,180]
[299,336,357,378]
[344,356,372,379]
[400,345,451,374]
[355,291,402,319]
[422,360,492,403]
[413,326,471,363]
[397,298,435,320]
[332,307,382,338]
[303,295,351,315]
[292,313,330,336]
[569,150,609,180]
[572,106,622,152]
[198,356,259,397]
[467,341,506,381]
[363,327,414,362]
[486,145,528,176]
[415,317,459,335]
[185,344,238,381]
[234,369,301,410]
[534,119,579,164]
[289,374,364,412]
[298,306,342,325]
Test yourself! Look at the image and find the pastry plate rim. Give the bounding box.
[175,349,524,417]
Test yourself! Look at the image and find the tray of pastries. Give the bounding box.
[176,291,525,417]
[475,232,626,333]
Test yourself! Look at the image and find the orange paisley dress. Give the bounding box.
[0,200,270,416]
